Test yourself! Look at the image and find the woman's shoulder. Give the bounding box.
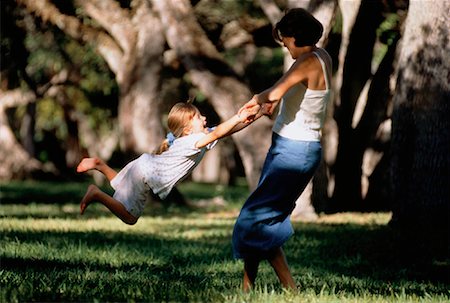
[291,52,320,75]
[313,48,332,67]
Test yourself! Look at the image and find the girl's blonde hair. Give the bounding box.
[153,102,199,155]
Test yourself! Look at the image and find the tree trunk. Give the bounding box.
[390,0,449,242]
[19,102,36,157]
[360,29,400,211]
[46,85,85,173]
[0,90,56,179]
[128,0,166,155]
[152,0,273,189]
[81,0,166,158]
[331,0,384,211]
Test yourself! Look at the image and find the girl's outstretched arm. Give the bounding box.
[227,104,265,135]
[195,106,260,149]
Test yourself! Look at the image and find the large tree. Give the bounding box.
[390,0,449,240]
[14,0,275,189]
[17,0,166,158]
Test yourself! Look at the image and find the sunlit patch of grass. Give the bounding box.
[314,212,392,225]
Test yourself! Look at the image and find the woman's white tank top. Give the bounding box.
[272,49,331,141]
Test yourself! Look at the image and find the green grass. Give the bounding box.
[1,181,449,302]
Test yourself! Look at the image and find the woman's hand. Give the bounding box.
[261,100,279,116]
[238,96,260,115]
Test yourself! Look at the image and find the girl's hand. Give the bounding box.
[238,104,261,123]
[238,95,260,115]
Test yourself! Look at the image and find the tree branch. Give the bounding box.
[17,0,124,76]
[258,0,283,25]
[0,89,35,110]
[75,0,136,56]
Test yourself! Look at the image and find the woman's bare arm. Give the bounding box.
[248,56,316,109]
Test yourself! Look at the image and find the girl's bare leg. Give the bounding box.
[80,184,137,225]
[268,247,297,290]
[243,258,260,292]
[77,157,117,181]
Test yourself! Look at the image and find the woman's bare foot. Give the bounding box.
[77,158,102,173]
[80,184,99,214]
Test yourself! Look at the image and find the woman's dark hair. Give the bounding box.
[273,8,323,47]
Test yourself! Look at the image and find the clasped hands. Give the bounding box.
[238,95,278,123]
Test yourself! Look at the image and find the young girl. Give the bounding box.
[77,102,259,225]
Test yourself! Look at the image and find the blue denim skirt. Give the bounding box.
[232,132,321,259]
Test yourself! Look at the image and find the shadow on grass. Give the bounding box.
[288,222,449,288]
[0,180,247,221]
[0,180,248,208]
[0,181,93,204]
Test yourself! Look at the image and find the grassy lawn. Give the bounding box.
[0,181,448,302]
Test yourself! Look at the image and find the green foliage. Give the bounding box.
[35,98,65,138]
[194,0,270,26]
[372,13,401,68]
[1,181,448,302]
[24,14,115,94]
[15,12,118,160]
[25,31,64,84]
[377,13,401,46]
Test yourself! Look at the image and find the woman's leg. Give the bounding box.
[243,257,260,292]
[268,247,297,290]
[77,157,118,181]
[80,184,137,225]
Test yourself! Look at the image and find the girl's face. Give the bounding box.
[189,111,207,134]
[281,36,299,59]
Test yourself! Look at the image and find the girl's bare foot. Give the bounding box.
[80,184,99,214]
[77,158,101,173]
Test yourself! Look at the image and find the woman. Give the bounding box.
[232,8,332,291]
